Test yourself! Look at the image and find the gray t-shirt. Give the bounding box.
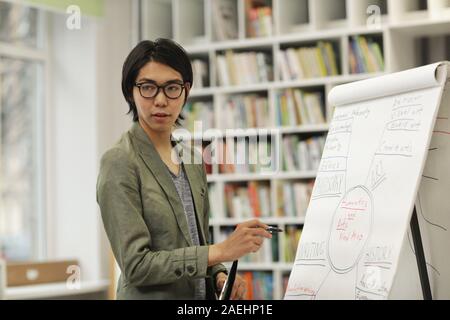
[167,163,206,300]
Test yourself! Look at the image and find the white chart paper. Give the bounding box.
[285,62,450,300]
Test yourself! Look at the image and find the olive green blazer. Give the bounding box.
[97,123,227,300]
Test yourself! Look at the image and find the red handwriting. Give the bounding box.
[339,231,364,242]
[286,285,316,296]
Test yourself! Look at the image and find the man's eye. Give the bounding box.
[142,85,156,91]
[167,85,180,91]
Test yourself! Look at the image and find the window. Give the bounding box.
[0,1,46,261]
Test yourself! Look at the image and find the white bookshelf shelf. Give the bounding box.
[210,216,305,227]
[184,27,390,53]
[207,173,274,183]
[278,124,329,134]
[236,263,294,271]
[207,171,317,183]
[142,0,450,300]
[179,124,327,138]
[190,72,386,97]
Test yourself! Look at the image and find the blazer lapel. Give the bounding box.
[129,123,193,246]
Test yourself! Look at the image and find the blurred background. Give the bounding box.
[0,0,449,300]
[0,0,132,300]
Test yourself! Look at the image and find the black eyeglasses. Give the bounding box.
[135,82,185,99]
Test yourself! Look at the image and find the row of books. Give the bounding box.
[210,180,314,219]
[218,140,274,174]
[275,89,326,127]
[278,42,340,81]
[181,101,214,132]
[193,39,382,88]
[217,226,301,264]
[282,135,326,172]
[246,5,273,38]
[276,180,314,218]
[221,95,270,129]
[224,182,272,219]
[216,50,273,86]
[349,36,385,74]
[191,59,209,89]
[283,226,302,263]
[240,271,274,300]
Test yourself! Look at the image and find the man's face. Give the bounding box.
[133,61,190,133]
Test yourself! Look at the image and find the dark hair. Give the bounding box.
[121,38,193,125]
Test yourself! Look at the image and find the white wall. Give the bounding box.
[49,13,100,281]
[47,0,133,285]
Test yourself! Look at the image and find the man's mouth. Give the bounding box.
[152,113,170,118]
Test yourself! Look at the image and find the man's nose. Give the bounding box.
[154,89,168,106]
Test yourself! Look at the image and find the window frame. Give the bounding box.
[0,5,49,260]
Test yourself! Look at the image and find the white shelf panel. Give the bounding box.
[173,125,328,142]
[273,78,337,89]
[207,171,317,183]
[185,37,276,53]
[5,279,110,300]
[279,125,329,134]
[235,263,295,271]
[387,19,450,36]
[187,73,386,96]
[183,26,394,52]
[275,171,318,180]
[207,173,275,183]
[346,24,388,36]
[173,129,275,142]
[214,83,272,95]
[210,216,305,226]
[189,87,215,97]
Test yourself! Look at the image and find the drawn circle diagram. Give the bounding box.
[327,186,373,274]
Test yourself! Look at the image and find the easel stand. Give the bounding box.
[410,206,433,300]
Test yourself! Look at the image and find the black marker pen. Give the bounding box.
[266,226,283,234]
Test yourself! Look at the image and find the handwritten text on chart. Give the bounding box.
[297,242,326,260]
[314,173,345,198]
[376,140,413,157]
[328,187,373,273]
[320,157,347,172]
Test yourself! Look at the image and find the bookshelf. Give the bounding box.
[140,0,450,300]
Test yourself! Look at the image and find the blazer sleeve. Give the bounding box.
[97,148,210,287]
[200,162,228,285]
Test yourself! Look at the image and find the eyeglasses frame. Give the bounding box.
[134,81,186,100]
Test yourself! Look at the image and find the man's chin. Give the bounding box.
[150,123,173,133]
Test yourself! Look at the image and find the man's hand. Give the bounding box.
[208,219,272,266]
[215,272,247,300]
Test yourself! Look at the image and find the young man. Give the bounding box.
[97,39,272,300]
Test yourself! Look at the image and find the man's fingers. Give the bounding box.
[230,283,239,300]
[237,285,246,300]
[231,281,246,300]
[239,219,270,230]
[247,227,272,239]
[253,237,264,246]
